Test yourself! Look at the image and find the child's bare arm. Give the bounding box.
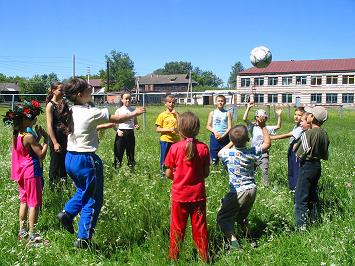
[165,168,174,180]
[109,107,145,123]
[156,126,175,133]
[243,102,254,123]
[97,123,116,131]
[25,131,48,160]
[270,132,292,140]
[217,141,234,157]
[274,108,283,129]
[257,116,271,152]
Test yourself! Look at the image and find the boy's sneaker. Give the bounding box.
[28,233,50,247]
[73,238,91,249]
[230,240,242,250]
[18,229,28,240]
[57,211,74,234]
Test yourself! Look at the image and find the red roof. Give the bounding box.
[240,58,355,75]
[88,79,102,87]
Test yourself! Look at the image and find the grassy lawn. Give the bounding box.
[0,104,354,265]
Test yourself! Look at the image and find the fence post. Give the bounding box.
[12,94,15,110]
[142,93,146,129]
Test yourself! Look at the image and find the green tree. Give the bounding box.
[228,61,244,88]
[100,50,135,92]
[192,67,223,87]
[153,61,192,75]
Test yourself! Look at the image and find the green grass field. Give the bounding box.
[0,105,354,265]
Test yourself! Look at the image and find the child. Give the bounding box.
[164,112,210,262]
[155,95,180,172]
[243,102,282,186]
[270,107,305,191]
[45,81,70,187]
[206,95,232,165]
[113,92,139,168]
[57,78,145,248]
[293,106,329,229]
[217,117,271,250]
[3,100,49,244]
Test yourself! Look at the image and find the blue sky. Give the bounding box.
[0,0,354,85]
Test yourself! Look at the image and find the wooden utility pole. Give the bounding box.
[72,55,76,78]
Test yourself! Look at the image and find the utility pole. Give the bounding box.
[87,66,90,84]
[106,60,110,92]
[72,54,76,78]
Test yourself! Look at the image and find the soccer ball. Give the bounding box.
[250,46,272,68]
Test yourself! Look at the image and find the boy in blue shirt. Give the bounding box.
[217,116,271,250]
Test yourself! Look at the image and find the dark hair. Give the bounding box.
[120,91,131,107]
[45,81,63,104]
[295,107,305,113]
[229,125,250,148]
[178,112,200,161]
[64,78,89,103]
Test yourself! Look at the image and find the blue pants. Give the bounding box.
[294,160,321,229]
[287,145,300,190]
[160,141,173,170]
[209,134,230,164]
[64,152,104,239]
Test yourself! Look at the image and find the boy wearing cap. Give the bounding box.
[293,106,329,230]
[243,102,282,186]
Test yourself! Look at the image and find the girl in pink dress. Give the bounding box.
[3,100,49,244]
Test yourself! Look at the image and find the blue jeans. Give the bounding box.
[294,160,321,228]
[160,141,173,170]
[64,152,104,239]
[209,133,230,164]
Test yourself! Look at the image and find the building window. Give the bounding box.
[342,75,355,84]
[326,75,338,84]
[254,94,264,103]
[241,78,250,87]
[241,94,248,103]
[282,94,292,103]
[326,93,338,103]
[268,77,278,86]
[311,76,322,85]
[282,76,292,85]
[296,76,307,85]
[311,93,322,103]
[342,93,354,103]
[268,94,278,103]
[254,77,264,86]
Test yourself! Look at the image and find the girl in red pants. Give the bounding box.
[164,111,210,262]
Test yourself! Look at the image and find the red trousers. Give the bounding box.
[169,200,209,262]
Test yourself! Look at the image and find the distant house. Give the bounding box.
[237,58,355,106]
[135,73,197,104]
[0,82,20,101]
[89,79,105,104]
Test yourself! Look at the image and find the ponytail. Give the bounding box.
[185,138,196,161]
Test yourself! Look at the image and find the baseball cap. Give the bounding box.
[255,109,268,118]
[304,106,328,123]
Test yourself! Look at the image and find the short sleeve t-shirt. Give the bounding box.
[219,146,262,193]
[155,111,179,143]
[164,139,210,202]
[115,106,135,130]
[67,105,109,152]
[289,126,304,144]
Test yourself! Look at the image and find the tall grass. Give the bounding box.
[0,105,354,265]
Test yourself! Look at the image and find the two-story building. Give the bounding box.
[236,58,355,106]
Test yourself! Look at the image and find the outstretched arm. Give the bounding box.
[270,132,292,140]
[243,102,254,123]
[109,106,145,123]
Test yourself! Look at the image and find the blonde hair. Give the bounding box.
[178,112,200,161]
[165,95,175,102]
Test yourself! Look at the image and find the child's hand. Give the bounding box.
[117,130,124,137]
[54,143,61,152]
[256,116,267,128]
[135,107,146,115]
[247,102,254,109]
[214,132,222,139]
[276,107,283,116]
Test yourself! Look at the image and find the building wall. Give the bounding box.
[236,72,355,106]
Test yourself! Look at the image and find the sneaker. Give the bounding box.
[230,240,242,250]
[57,211,74,234]
[28,233,50,247]
[18,229,28,241]
[73,238,91,249]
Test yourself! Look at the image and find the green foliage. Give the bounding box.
[18,73,59,101]
[228,61,244,88]
[0,106,353,265]
[100,50,135,92]
[153,61,193,75]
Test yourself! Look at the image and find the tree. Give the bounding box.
[192,68,223,87]
[153,61,192,75]
[228,61,244,88]
[100,50,135,92]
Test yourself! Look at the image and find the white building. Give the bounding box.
[236,58,355,106]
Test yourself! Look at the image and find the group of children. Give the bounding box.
[3,85,329,261]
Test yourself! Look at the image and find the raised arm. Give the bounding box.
[257,116,271,152]
[274,108,283,130]
[243,102,254,123]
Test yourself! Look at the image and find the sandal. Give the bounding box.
[18,229,28,241]
[28,233,50,246]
